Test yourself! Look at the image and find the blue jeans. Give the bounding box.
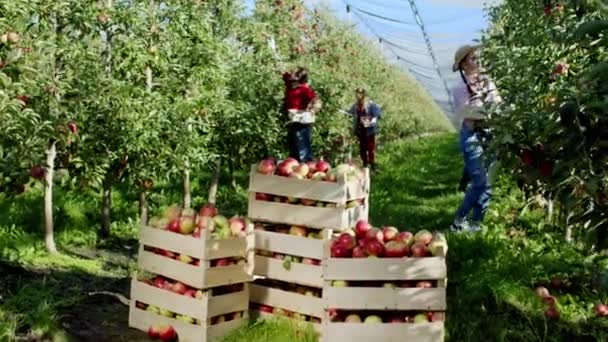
[288,124,313,162]
[456,124,492,223]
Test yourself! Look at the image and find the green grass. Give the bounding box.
[1,133,608,341]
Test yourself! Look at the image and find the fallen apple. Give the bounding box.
[148,325,162,339]
[543,295,557,307]
[535,286,550,298]
[545,307,560,320]
[594,303,608,317]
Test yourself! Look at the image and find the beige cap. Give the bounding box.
[452,45,479,72]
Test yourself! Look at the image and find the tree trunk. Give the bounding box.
[44,141,58,254]
[139,191,148,226]
[100,179,112,239]
[228,157,236,188]
[208,160,221,205]
[565,209,573,243]
[183,166,191,209]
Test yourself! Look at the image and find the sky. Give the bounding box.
[243,0,502,123]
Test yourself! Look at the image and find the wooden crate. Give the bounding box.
[128,279,249,342]
[321,242,448,342]
[253,229,330,287]
[250,283,324,319]
[137,224,255,289]
[247,165,369,230]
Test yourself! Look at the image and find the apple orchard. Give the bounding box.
[0,0,448,254]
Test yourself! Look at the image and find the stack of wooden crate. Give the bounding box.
[246,164,370,333]
[128,222,254,342]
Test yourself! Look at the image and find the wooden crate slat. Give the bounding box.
[129,305,207,342]
[324,257,447,281]
[205,237,248,260]
[249,171,346,203]
[208,288,250,318]
[203,264,253,288]
[250,284,324,318]
[248,199,366,230]
[138,248,206,288]
[130,279,207,320]
[254,230,324,259]
[140,226,206,260]
[323,287,446,311]
[253,255,323,288]
[322,322,445,342]
[207,317,248,340]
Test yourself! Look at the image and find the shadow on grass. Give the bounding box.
[370,134,463,230]
[0,259,147,342]
[445,232,608,342]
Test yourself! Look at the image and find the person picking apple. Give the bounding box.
[450,44,501,232]
[282,67,323,162]
[347,87,382,171]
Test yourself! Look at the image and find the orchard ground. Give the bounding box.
[1,134,608,342]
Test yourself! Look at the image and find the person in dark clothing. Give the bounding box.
[348,88,382,170]
[282,67,322,162]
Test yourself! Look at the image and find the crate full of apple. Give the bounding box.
[137,203,254,290]
[129,274,249,342]
[248,158,369,230]
[322,220,447,342]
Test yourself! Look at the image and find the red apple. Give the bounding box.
[300,198,316,206]
[410,243,429,257]
[328,308,340,321]
[545,307,560,320]
[316,159,331,173]
[171,282,188,295]
[215,258,231,267]
[148,325,161,339]
[259,305,274,313]
[167,219,181,233]
[229,216,247,236]
[289,226,308,237]
[257,159,276,175]
[389,316,405,323]
[395,232,414,246]
[382,226,399,242]
[67,121,78,134]
[354,220,373,239]
[384,240,409,258]
[594,303,608,317]
[184,289,197,298]
[255,192,271,201]
[552,62,569,75]
[153,276,166,289]
[158,249,176,258]
[414,230,433,245]
[416,281,433,288]
[550,276,563,289]
[306,161,318,175]
[199,204,218,217]
[30,165,45,180]
[197,216,213,231]
[331,243,352,258]
[158,326,177,342]
[364,239,385,257]
[543,295,557,307]
[352,246,368,258]
[273,253,285,260]
[336,233,356,250]
[365,227,384,243]
[302,258,317,265]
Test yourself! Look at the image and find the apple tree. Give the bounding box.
[482,0,608,247]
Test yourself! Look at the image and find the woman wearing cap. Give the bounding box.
[450,45,501,232]
[348,88,382,171]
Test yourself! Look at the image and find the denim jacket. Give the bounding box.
[348,101,382,136]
